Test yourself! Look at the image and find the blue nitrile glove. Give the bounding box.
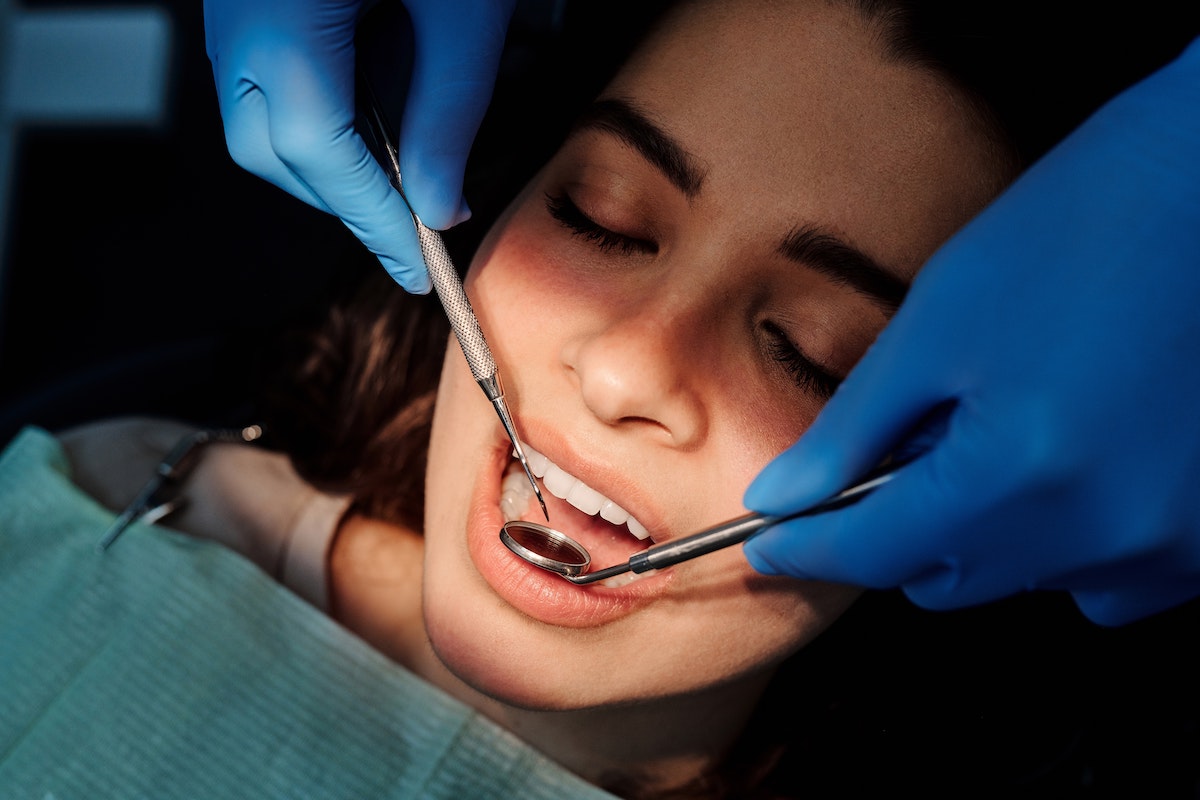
[203,0,516,292]
[743,37,1200,627]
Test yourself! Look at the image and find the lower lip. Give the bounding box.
[465,446,669,628]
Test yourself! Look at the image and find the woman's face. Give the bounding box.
[424,0,1004,710]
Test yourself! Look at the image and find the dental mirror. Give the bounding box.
[501,457,906,585]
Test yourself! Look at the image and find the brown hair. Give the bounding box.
[254,272,447,531]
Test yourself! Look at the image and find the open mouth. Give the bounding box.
[499,445,656,583]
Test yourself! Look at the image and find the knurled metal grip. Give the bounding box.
[415,220,497,381]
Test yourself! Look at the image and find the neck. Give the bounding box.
[417,646,771,793]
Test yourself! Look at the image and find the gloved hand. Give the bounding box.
[203,0,516,291]
[743,37,1200,627]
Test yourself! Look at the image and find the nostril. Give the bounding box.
[613,415,672,439]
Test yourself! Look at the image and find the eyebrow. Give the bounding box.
[779,226,908,313]
[573,99,908,312]
[571,98,705,197]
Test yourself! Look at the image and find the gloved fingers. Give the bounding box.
[743,428,976,592]
[398,0,516,230]
[210,49,430,291]
[744,307,953,516]
[900,551,1029,612]
[1071,581,1200,627]
[262,59,431,293]
[215,70,334,213]
[289,133,429,292]
[743,397,1065,607]
[749,39,1200,615]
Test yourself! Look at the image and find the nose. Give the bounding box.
[561,298,708,448]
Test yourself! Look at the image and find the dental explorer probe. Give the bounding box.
[359,78,547,519]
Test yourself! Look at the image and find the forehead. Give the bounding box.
[600,0,1005,277]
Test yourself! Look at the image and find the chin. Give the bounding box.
[419,507,633,711]
[424,610,584,711]
[419,459,591,710]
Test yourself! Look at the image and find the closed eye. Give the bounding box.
[545,192,657,256]
[761,321,841,400]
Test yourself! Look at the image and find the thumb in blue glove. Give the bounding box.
[743,37,1200,627]
[203,0,516,291]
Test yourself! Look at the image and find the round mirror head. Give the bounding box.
[500,520,591,577]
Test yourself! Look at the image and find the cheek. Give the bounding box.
[470,207,571,332]
[424,342,475,531]
[707,367,825,487]
[471,238,542,315]
[467,203,621,370]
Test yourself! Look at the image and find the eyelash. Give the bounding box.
[545,192,838,399]
[545,193,656,256]
[762,322,841,400]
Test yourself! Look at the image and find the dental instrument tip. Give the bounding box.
[532,472,549,520]
[513,442,549,520]
[486,389,549,521]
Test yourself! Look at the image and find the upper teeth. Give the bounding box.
[504,446,650,540]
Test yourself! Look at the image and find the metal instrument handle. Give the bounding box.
[414,220,496,382]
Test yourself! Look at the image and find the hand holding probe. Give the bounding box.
[357,75,547,519]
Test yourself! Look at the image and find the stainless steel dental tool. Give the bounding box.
[501,455,907,584]
[358,76,547,519]
[98,425,264,551]
[501,403,955,584]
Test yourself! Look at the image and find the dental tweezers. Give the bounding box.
[358,76,547,519]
